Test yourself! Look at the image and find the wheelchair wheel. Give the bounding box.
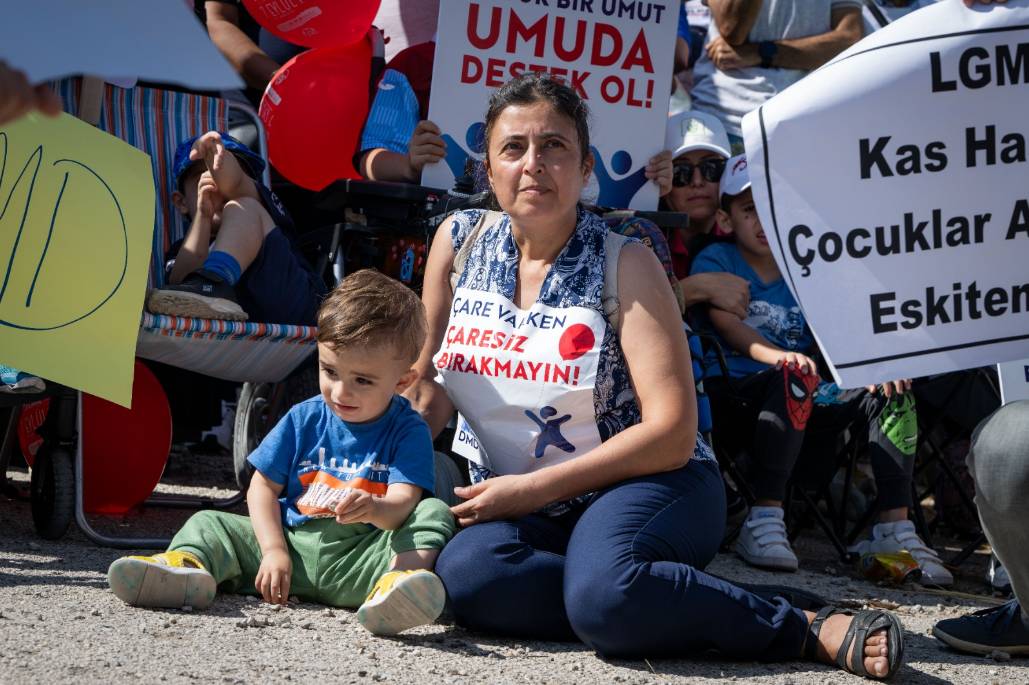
[233,365,319,491]
[30,445,74,540]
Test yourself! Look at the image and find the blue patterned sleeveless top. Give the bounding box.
[449,206,715,496]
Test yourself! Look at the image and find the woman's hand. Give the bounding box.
[255,548,292,605]
[450,475,545,527]
[645,150,673,197]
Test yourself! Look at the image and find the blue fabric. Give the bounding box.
[172,131,265,189]
[436,458,809,658]
[247,395,436,528]
[202,249,242,285]
[678,2,691,41]
[360,68,421,155]
[238,227,325,326]
[690,242,814,378]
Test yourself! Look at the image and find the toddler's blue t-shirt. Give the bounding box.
[248,394,435,527]
[690,242,814,378]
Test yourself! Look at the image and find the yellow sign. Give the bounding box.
[0,113,154,407]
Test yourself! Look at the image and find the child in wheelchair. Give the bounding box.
[147,131,325,324]
[691,154,951,585]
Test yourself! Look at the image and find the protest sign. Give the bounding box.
[742,2,1029,388]
[998,359,1029,404]
[0,113,155,407]
[0,0,242,91]
[423,0,678,209]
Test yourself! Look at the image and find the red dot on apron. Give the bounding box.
[558,324,595,361]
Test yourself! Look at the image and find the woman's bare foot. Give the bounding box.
[804,610,891,678]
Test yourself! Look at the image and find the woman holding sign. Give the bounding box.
[407,74,902,679]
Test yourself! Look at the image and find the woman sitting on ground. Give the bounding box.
[406,73,903,680]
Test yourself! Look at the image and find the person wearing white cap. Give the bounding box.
[691,155,950,585]
[661,110,751,320]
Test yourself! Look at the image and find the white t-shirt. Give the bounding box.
[690,0,863,137]
[862,0,939,35]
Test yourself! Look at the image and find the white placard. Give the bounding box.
[998,359,1029,404]
[423,0,678,209]
[0,0,242,91]
[742,1,1029,389]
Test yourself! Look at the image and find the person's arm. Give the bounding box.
[767,6,863,71]
[333,483,423,530]
[402,215,458,437]
[680,271,751,319]
[707,6,863,72]
[205,1,282,90]
[706,0,763,46]
[247,470,292,605]
[168,209,213,283]
[449,244,698,526]
[359,120,446,183]
[709,307,817,374]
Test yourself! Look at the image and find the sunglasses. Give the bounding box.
[672,158,726,186]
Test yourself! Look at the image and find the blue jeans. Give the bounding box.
[436,458,809,659]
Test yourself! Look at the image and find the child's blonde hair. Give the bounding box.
[316,269,427,363]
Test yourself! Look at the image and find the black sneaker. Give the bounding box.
[933,599,1029,656]
[147,269,248,321]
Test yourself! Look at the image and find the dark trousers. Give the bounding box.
[436,458,810,660]
[707,368,916,510]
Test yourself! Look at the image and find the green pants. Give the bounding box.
[168,498,456,607]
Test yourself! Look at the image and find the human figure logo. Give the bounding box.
[524,406,575,459]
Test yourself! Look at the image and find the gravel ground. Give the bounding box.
[0,448,1023,685]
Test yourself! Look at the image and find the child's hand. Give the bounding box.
[407,120,446,176]
[775,352,817,376]
[255,548,292,605]
[195,170,220,221]
[646,150,673,197]
[334,489,378,525]
[866,379,912,398]
[191,131,246,199]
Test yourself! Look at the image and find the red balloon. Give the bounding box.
[242,0,381,48]
[81,361,171,514]
[260,38,372,190]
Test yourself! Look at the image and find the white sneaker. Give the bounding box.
[852,520,953,586]
[989,554,1012,594]
[735,506,799,571]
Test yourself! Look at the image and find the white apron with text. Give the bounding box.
[434,287,607,475]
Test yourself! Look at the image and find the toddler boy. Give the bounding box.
[691,155,950,585]
[110,269,457,634]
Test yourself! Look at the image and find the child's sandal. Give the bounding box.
[804,606,905,680]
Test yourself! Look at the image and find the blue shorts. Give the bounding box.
[237,227,324,326]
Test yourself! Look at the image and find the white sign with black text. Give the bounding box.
[742,2,1029,388]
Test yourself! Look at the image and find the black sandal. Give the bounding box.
[803,606,905,680]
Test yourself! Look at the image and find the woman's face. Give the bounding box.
[665,149,725,226]
[485,101,592,224]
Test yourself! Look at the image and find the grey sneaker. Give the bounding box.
[735,506,798,571]
[148,269,247,321]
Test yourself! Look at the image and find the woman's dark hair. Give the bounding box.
[482,73,591,167]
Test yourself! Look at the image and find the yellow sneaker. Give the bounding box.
[107,550,216,609]
[357,570,445,636]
